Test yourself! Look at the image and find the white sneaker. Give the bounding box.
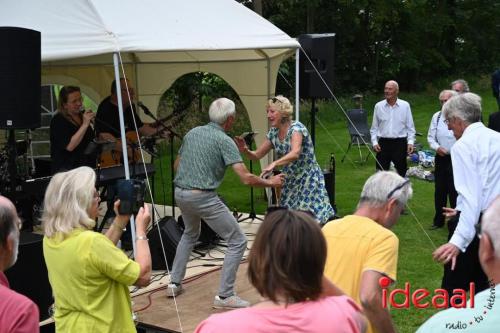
[213,295,250,309]
[166,283,183,297]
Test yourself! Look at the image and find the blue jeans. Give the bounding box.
[171,187,247,297]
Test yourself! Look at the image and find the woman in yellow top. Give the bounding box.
[42,166,151,333]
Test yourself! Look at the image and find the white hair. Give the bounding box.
[386,80,399,92]
[358,171,413,208]
[208,98,236,125]
[451,79,470,93]
[442,92,482,124]
[42,166,96,238]
[482,196,500,258]
[439,90,458,100]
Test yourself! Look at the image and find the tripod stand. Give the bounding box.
[238,134,263,222]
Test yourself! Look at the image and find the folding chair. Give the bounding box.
[341,109,371,163]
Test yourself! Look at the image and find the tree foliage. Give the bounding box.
[243,0,500,92]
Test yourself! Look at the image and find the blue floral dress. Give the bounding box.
[267,121,335,223]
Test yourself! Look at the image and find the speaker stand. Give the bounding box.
[7,130,18,198]
[310,98,318,147]
[169,131,176,219]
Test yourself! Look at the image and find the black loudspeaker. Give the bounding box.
[298,33,335,99]
[148,217,183,270]
[4,232,53,321]
[177,215,219,249]
[0,27,41,129]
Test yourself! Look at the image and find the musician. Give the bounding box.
[50,86,96,174]
[95,78,159,165]
[95,78,159,249]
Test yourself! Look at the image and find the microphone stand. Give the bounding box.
[138,103,181,219]
[238,133,263,223]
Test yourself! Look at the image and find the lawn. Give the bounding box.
[152,77,498,332]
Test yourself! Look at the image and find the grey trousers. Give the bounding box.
[170,187,247,297]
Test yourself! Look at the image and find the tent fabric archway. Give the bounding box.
[1,0,299,161]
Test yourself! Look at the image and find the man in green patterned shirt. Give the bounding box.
[168,97,283,309]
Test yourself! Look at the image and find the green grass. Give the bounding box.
[151,81,498,332]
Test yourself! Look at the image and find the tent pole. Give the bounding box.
[113,52,137,256]
[295,48,300,120]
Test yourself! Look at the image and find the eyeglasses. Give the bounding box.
[266,206,315,218]
[386,179,411,200]
[443,117,453,125]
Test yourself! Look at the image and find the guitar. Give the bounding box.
[99,110,187,167]
[99,131,140,167]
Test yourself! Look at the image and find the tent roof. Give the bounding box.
[1,0,299,63]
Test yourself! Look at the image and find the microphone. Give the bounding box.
[137,101,154,117]
[80,106,86,114]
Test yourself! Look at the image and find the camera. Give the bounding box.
[116,179,146,215]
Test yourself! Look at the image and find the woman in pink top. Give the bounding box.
[195,208,366,333]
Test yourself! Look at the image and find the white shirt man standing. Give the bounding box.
[427,90,458,230]
[433,93,500,297]
[370,80,416,177]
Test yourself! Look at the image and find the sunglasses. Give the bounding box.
[271,97,283,104]
[386,179,411,200]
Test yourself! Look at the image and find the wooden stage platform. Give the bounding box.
[129,205,264,333]
[133,262,261,333]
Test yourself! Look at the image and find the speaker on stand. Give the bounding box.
[0,27,41,230]
[298,33,338,215]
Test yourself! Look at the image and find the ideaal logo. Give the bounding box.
[444,280,496,330]
[379,276,475,309]
[379,277,496,330]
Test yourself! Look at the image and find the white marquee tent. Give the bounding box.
[1,0,300,167]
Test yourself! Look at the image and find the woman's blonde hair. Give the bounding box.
[42,166,96,238]
[267,95,293,119]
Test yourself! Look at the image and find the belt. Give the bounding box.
[176,186,214,193]
[379,137,407,140]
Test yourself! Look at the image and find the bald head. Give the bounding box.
[0,196,17,248]
[0,196,20,271]
[384,80,399,104]
[386,80,399,91]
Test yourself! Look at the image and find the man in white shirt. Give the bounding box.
[427,90,458,230]
[370,80,416,177]
[433,93,500,296]
[418,196,500,332]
